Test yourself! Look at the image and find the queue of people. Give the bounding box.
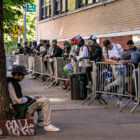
[15,35,140,106]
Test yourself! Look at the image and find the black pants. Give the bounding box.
[85,66,93,82]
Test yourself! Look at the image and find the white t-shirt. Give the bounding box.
[103,44,123,58]
[103,44,124,68]
[76,45,89,67]
[40,46,46,53]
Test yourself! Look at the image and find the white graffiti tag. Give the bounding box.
[5,120,34,136]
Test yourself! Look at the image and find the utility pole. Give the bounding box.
[23,4,26,43]
[18,29,20,43]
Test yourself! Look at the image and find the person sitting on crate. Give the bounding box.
[120,40,140,95]
[7,65,60,132]
[103,40,125,107]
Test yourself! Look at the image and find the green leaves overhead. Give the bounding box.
[4,0,35,43]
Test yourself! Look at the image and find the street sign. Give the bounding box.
[10,25,24,37]
[27,5,36,12]
[11,26,18,35]
[20,25,24,35]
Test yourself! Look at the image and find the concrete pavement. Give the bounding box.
[3,77,140,140]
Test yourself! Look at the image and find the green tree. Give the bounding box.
[0,0,34,120]
[4,0,35,53]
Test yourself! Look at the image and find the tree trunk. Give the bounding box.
[0,0,11,120]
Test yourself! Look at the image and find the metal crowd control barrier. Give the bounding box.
[130,63,140,112]
[83,62,137,112]
[18,54,29,69]
[54,57,71,80]
[28,56,34,72]
[6,55,14,71]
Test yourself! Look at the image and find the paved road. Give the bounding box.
[2,77,140,140]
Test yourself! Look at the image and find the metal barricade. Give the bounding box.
[28,56,34,72]
[130,63,140,112]
[34,56,42,74]
[18,54,29,69]
[42,59,52,76]
[6,55,14,71]
[83,62,137,112]
[18,54,24,66]
[54,57,71,80]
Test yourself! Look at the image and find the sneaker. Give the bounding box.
[44,124,60,132]
[116,101,123,108]
[61,82,67,89]
[37,121,44,127]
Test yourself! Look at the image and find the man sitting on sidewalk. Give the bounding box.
[7,65,60,132]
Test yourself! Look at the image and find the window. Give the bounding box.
[76,0,101,9]
[68,0,76,11]
[76,0,86,8]
[40,0,52,20]
[54,0,68,15]
[39,0,102,20]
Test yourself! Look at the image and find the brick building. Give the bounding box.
[35,0,140,49]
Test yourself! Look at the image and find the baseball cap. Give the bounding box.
[52,39,57,44]
[12,65,29,75]
[88,35,97,40]
[75,35,81,40]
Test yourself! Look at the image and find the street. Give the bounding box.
[2,77,140,140]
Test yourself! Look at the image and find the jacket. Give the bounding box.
[50,45,63,58]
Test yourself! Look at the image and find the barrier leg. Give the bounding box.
[88,94,97,105]
[43,77,51,85]
[48,79,57,88]
[35,75,42,81]
[98,96,108,105]
[47,77,54,86]
[120,96,133,112]
[131,101,140,113]
[82,91,95,105]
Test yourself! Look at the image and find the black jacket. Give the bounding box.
[89,44,103,62]
[7,77,23,99]
[18,46,24,54]
[24,46,31,56]
[50,45,63,58]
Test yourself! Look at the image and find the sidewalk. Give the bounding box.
[5,77,140,140]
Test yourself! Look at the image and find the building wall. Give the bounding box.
[99,35,132,49]
[36,0,140,48]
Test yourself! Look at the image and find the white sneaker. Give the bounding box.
[44,124,60,132]
[37,121,44,127]
[116,101,123,108]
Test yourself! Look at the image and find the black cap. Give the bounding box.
[12,65,29,75]
[17,43,21,46]
[127,40,134,45]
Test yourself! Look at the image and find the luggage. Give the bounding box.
[70,72,87,100]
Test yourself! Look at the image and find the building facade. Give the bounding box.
[36,0,140,49]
